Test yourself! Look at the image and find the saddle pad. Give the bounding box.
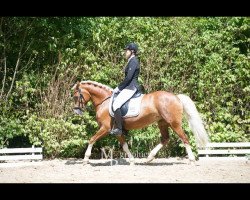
[109,94,144,118]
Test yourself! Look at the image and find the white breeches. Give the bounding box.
[113,89,136,111]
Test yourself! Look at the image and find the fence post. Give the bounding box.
[110,146,113,166]
[32,145,35,162]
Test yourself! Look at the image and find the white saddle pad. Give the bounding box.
[109,94,144,118]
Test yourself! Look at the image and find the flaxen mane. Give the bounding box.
[81,81,113,92]
[72,80,113,92]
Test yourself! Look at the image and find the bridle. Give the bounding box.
[74,89,87,111]
[73,88,112,114]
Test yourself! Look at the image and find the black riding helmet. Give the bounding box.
[124,43,138,54]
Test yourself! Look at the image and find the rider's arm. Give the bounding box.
[118,59,138,91]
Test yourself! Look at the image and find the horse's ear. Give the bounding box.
[76,81,80,90]
[72,81,80,90]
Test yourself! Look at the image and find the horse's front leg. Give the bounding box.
[83,127,109,165]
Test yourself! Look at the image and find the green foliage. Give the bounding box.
[0,17,249,158]
[0,115,25,148]
[24,114,92,158]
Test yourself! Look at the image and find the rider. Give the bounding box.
[110,42,141,135]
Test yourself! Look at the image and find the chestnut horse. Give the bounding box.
[72,80,209,164]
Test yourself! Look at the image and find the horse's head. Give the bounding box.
[72,81,91,115]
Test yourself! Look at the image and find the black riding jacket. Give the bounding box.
[118,56,140,91]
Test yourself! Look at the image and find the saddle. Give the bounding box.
[109,91,144,118]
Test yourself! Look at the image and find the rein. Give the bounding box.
[95,96,111,107]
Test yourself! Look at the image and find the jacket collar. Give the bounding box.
[128,55,135,63]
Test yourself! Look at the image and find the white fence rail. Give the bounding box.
[198,142,250,160]
[0,145,43,161]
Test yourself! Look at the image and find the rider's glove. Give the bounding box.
[113,87,120,94]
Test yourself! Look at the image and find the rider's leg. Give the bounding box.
[110,108,123,135]
[110,89,136,135]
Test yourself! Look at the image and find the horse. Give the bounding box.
[72,80,209,165]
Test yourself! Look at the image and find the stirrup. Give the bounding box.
[110,128,123,136]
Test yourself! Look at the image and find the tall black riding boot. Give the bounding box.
[110,108,123,135]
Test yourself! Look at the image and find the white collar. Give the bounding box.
[128,54,135,63]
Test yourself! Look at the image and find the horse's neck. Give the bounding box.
[84,84,111,107]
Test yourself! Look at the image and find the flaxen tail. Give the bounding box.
[177,94,209,148]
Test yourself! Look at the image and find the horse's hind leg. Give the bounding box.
[146,120,170,163]
[170,123,195,162]
[116,135,135,165]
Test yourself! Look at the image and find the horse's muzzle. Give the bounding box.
[73,108,83,115]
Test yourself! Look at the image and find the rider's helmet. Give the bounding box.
[124,43,138,54]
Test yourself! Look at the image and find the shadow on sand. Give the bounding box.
[65,158,187,166]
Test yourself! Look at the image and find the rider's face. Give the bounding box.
[125,49,132,59]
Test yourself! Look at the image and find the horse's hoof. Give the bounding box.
[129,158,135,164]
[130,161,135,166]
[145,156,155,163]
[188,160,196,165]
[83,160,90,165]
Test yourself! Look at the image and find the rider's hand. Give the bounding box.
[113,87,120,94]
